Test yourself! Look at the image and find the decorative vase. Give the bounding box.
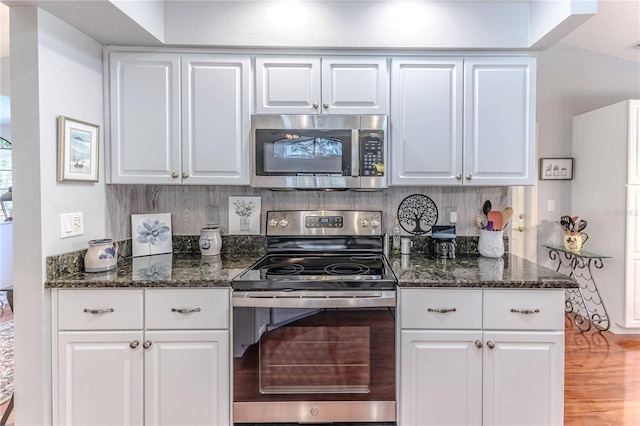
[478,230,504,258]
[84,239,118,272]
[240,216,250,232]
[199,226,222,256]
[564,231,588,252]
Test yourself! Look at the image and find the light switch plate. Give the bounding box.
[60,212,84,238]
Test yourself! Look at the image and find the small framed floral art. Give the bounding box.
[229,196,261,235]
[131,213,173,257]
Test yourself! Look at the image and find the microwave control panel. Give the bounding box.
[360,131,384,176]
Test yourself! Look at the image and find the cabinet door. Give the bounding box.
[109,52,181,184]
[57,331,144,425]
[255,56,321,114]
[390,58,463,185]
[322,57,388,115]
[463,57,536,186]
[400,330,482,426]
[628,100,640,184]
[483,331,564,426]
[181,55,250,185]
[625,186,640,327]
[144,330,230,426]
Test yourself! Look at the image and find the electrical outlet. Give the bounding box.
[60,212,84,238]
[449,211,457,224]
[547,200,555,212]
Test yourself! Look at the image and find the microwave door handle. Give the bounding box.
[352,129,359,177]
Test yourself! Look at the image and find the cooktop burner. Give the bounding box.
[233,253,396,291]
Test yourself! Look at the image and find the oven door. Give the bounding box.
[232,290,396,424]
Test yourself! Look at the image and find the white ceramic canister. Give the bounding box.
[477,230,504,258]
[84,239,119,272]
[200,226,222,256]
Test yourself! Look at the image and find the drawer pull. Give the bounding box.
[427,308,457,314]
[474,340,483,349]
[510,308,540,315]
[143,340,152,349]
[171,307,202,314]
[130,340,140,349]
[83,308,115,315]
[487,341,496,349]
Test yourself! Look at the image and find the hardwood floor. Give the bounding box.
[564,316,640,425]
[0,302,13,426]
[0,312,637,426]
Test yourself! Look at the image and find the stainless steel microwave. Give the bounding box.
[251,115,388,190]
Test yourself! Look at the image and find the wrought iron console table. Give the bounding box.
[543,245,611,332]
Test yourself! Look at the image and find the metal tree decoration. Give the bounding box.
[397,194,438,235]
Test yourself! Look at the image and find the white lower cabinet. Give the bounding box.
[399,288,564,426]
[53,288,230,426]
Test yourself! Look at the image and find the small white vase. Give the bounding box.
[199,227,222,256]
[478,230,504,258]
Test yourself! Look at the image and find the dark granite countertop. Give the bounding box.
[46,251,578,290]
[45,252,260,289]
[389,253,578,289]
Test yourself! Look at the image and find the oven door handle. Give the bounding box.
[232,290,396,308]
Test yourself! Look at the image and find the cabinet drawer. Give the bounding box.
[400,289,482,329]
[58,289,144,330]
[145,289,229,329]
[483,290,564,330]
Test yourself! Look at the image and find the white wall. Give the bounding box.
[536,42,640,267]
[11,7,105,425]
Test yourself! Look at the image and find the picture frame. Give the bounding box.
[229,196,261,235]
[540,158,574,180]
[131,213,173,257]
[57,116,99,182]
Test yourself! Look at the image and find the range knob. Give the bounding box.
[359,218,369,228]
[370,218,381,228]
[268,219,279,228]
[279,219,289,229]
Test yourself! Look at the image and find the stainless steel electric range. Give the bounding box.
[232,210,397,425]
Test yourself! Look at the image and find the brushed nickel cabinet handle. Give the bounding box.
[182,172,188,179]
[475,340,483,349]
[171,172,179,178]
[465,174,472,180]
[143,340,152,349]
[130,340,140,349]
[487,341,495,349]
[171,307,202,314]
[510,308,540,314]
[323,102,329,109]
[456,174,462,180]
[83,308,115,314]
[427,308,457,314]
[312,102,319,109]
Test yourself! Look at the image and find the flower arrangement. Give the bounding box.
[233,200,256,218]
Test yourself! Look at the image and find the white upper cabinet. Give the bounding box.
[109,52,181,184]
[255,56,388,115]
[391,56,536,186]
[108,52,250,185]
[463,57,536,186]
[391,58,463,185]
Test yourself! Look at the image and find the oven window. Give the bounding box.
[255,129,352,176]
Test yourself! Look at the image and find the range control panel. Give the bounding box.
[266,210,382,236]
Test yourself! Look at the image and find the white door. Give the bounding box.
[322,57,388,115]
[390,58,463,186]
[463,57,536,186]
[483,331,564,426]
[144,330,230,426]
[109,52,181,184]
[400,330,482,426]
[57,331,144,426]
[255,56,321,114]
[181,55,250,185]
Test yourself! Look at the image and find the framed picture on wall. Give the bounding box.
[57,116,100,182]
[539,158,574,180]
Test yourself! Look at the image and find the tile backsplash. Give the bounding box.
[106,185,510,240]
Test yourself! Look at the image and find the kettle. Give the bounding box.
[84,239,119,272]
